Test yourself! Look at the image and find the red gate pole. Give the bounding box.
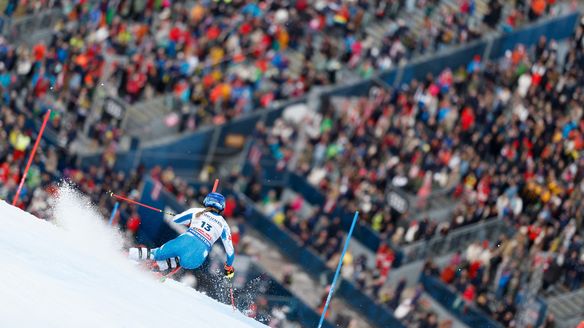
[12,110,51,206]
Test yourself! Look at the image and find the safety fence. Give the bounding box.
[137,177,334,328]
[239,164,405,266]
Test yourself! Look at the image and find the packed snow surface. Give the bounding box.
[0,188,265,328]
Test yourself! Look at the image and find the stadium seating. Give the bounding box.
[2,1,583,327]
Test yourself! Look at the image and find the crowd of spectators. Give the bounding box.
[0,1,126,151]
[295,0,569,82]
[1,1,581,327]
[5,0,572,138]
[423,212,583,328]
[111,0,568,119]
[246,11,584,328]
[6,0,570,139]
[256,16,584,251]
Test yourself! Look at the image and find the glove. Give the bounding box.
[224,263,235,279]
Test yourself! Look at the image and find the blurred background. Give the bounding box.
[0,0,583,327]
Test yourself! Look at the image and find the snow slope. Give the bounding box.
[0,188,265,328]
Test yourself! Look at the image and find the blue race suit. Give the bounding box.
[151,207,235,269]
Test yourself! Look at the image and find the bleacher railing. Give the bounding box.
[401,218,512,264]
[0,8,63,44]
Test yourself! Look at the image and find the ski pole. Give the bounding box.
[108,202,119,226]
[107,191,177,216]
[108,179,220,215]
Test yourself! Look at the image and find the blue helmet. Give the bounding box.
[203,192,225,212]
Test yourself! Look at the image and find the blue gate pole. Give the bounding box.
[318,211,360,328]
[108,202,120,226]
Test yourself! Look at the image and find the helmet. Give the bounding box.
[203,192,225,212]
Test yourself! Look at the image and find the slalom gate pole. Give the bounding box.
[318,211,359,328]
[12,110,51,206]
[107,191,176,216]
[229,283,236,310]
[108,202,119,226]
[211,179,236,311]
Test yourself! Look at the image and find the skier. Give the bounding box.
[129,192,235,279]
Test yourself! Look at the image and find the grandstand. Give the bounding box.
[1,0,584,327]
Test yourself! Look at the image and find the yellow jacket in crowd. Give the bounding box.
[9,129,30,151]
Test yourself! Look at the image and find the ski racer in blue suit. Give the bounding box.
[129,192,235,279]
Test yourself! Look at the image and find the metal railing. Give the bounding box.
[122,95,175,136]
[0,9,63,44]
[547,289,584,327]
[401,218,513,264]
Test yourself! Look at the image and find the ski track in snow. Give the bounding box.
[0,187,265,328]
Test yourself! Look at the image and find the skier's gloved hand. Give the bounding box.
[224,263,235,279]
